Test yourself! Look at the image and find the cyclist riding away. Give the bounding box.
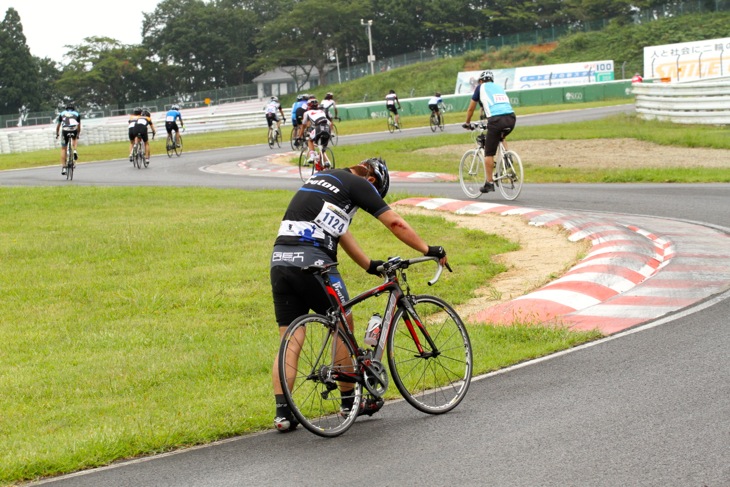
[290,94,308,147]
[298,98,332,169]
[165,104,184,147]
[463,70,516,194]
[385,89,401,127]
[321,92,338,121]
[127,107,143,161]
[134,108,156,165]
[270,157,449,432]
[428,92,444,125]
[55,102,81,176]
[264,96,285,136]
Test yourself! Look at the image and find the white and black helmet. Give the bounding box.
[361,157,390,198]
[479,70,494,82]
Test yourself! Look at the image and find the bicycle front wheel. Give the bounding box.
[279,314,362,438]
[438,113,445,131]
[497,150,524,201]
[298,148,314,182]
[388,295,472,414]
[458,149,486,199]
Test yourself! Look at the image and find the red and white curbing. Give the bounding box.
[394,197,730,335]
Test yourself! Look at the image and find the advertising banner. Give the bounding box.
[455,61,614,94]
[643,37,730,81]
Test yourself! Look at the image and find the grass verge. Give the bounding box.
[1,187,600,483]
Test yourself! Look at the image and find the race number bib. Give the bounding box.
[314,202,350,237]
[493,93,510,103]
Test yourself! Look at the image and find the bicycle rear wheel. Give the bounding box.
[497,150,524,201]
[329,124,338,146]
[388,295,472,415]
[174,135,183,156]
[387,116,395,134]
[275,128,282,148]
[298,148,314,182]
[166,135,174,158]
[290,127,299,150]
[429,113,437,132]
[321,146,335,170]
[279,314,362,438]
[458,148,486,199]
[135,142,144,169]
[65,143,74,180]
[267,128,274,149]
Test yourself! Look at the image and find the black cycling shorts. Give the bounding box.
[485,113,516,157]
[165,121,179,134]
[270,265,349,328]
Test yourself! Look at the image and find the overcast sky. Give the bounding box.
[2,0,163,63]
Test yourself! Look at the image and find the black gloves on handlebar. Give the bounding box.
[426,245,446,259]
[367,259,385,276]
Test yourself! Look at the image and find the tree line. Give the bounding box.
[0,0,717,116]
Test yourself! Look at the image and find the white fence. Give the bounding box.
[633,77,730,125]
[0,100,275,155]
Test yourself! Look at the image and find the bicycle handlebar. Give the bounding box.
[376,256,451,286]
[463,122,487,131]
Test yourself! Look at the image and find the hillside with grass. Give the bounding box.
[302,10,730,105]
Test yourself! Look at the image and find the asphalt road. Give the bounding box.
[10,105,728,487]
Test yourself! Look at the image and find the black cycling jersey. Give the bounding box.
[273,168,390,260]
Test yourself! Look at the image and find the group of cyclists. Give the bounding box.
[126,105,184,165]
[264,93,339,169]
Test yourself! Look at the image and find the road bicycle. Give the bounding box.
[267,124,282,149]
[459,122,523,200]
[278,256,472,437]
[166,129,183,157]
[61,133,76,180]
[386,112,401,133]
[429,106,445,132]
[297,136,335,182]
[131,135,150,169]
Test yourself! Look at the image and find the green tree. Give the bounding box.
[142,0,259,91]
[255,0,368,87]
[56,37,147,110]
[0,8,42,115]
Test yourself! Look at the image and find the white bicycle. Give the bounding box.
[459,122,523,200]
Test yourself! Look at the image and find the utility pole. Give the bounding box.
[361,19,375,76]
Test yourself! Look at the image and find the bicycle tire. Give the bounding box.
[174,135,183,157]
[65,143,74,180]
[279,314,362,438]
[329,124,338,146]
[290,127,299,150]
[267,128,274,149]
[429,113,437,132]
[387,116,395,134]
[275,128,282,148]
[298,147,314,182]
[387,294,472,415]
[438,113,445,131]
[321,146,335,171]
[458,148,486,199]
[166,135,174,158]
[497,150,524,201]
[135,142,144,169]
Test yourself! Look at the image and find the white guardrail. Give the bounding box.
[0,100,277,155]
[633,76,730,125]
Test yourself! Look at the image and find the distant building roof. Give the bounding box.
[253,66,320,83]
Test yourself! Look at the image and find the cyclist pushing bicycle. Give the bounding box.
[270,157,449,432]
[462,70,516,194]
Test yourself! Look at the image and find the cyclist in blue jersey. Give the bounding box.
[165,104,184,148]
[290,95,307,147]
[463,70,516,194]
[270,158,449,432]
